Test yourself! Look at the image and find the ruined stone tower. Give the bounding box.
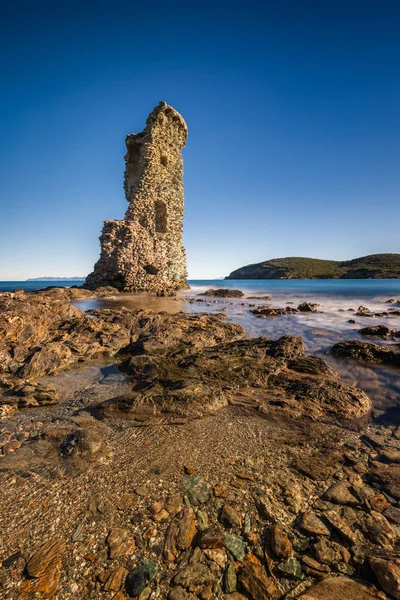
[86,102,188,293]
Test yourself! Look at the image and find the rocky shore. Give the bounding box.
[0,287,400,599]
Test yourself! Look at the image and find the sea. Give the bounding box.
[2,278,399,420]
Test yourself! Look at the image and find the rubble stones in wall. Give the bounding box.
[86,102,189,293]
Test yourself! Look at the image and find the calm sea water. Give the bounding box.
[0,280,85,292]
[2,278,400,419]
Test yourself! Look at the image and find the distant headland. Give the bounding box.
[26,277,85,281]
[226,253,400,280]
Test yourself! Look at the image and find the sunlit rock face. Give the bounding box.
[86,102,188,294]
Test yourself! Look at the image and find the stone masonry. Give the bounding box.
[86,102,188,293]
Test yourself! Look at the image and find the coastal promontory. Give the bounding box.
[226,253,400,280]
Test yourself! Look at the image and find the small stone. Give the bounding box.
[196,510,209,532]
[239,553,279,600]
[200,527,226,550]
[165,493,183,515]
[368,548,400,600]
[269,525,292,559]
[301,556,329,573]
[125,559,158,597]
[107,529,135,559]
[203,548,227,568]
[313,539,336,565]
[224,562,237,593]
[26,538,66,578]
[214,483,229,498]
[224,534,247,562]
[255,495,274,520]
[150,501,163,515]
[176,508,197,549]
[220,504,242,528]
[184,465,197,475]
[276,557,303,579]
[323,481,358,505]
[173,562,214,588]
[323,510,356,543]
[183,475,210,505]
[139,586,152,600]
[359,510,396,548]
[168,588,198,600]
[370,493,390,512]
[298,576,387,599]
[384,505,400,524]
[103,567,128,592]
[299,511,330,536]
[153,508,169,522]
[332,561,355,575]
[22,538,66,598]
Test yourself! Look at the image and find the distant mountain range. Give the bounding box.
[26,277,85,281]
[226,254,400,280]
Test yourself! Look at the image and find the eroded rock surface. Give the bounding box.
[96,334,371,421]
[332,339,400,367]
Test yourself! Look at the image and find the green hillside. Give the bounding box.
[225,254,400,280]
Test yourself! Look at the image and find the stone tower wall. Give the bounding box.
[86,102,188,293]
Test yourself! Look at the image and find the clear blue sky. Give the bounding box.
[1,0,399,280]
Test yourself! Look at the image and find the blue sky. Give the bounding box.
[0,0,399,279]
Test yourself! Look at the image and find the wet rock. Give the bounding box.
[163,508,197,561]
[298,576,386,599]
[176,508,197,549]
[359,325,398,338]
[60,428,102,456]
[297,302,318,312]
[21,538,66,598]
[199,289,244,298]
[332,339,400,367]
[251,306,290,317]
[239,553,279,600]
[368,548,400,600]
[97,334,371,421]
[125,559,159,597]
[107,528,135,559]
[103,567,128,592]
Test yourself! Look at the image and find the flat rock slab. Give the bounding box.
[299,577,387,599]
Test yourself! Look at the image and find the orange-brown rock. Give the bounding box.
[239,553,279,600]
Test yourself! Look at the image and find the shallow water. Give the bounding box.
[73,279,400,420]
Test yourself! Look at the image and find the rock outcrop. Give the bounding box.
[86,102,188,294]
